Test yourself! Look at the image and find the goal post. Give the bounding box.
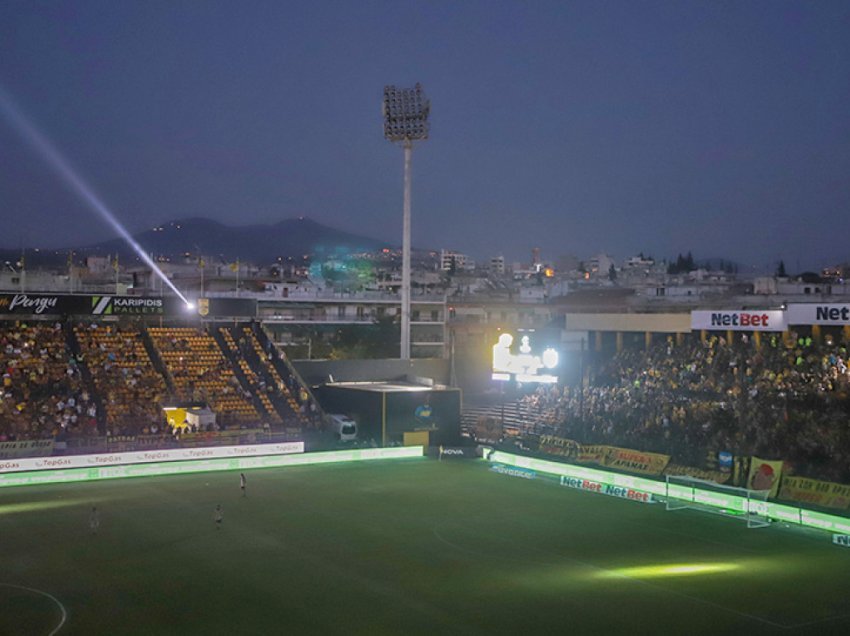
[664,474,771,529]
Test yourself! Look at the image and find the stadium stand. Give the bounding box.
[73,323,169,436]
[0,321,97,440]
[147,326,260,426]
[1,318,327,450]
[241,326,316,427]
[215,326,283,425]
[493,332,850,483]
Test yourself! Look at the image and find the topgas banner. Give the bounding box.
[0,442,304,474]
[787,304,850,326]
[691,310,786,332]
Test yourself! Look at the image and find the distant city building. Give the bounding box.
[441,250,472,272]
[624,254,655,269]
[588,253,615,276]
[490,256,505,275]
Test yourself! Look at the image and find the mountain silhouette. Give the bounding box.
[2,217,393,268]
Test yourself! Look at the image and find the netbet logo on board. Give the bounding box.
[710,312,771,328]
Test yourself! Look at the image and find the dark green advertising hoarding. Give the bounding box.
[0,293,256,318]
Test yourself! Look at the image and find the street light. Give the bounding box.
[383,83,430,360]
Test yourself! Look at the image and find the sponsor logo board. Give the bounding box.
[0,442,305,474]
[490,463,536,479]
[691,310,786,332]
[559,475,654,503]
[787,304,850,326]
[433,446,477,459]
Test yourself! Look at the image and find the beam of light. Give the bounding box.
[599,563,740,579]
[0,86,191,306]
[0,498,105,517]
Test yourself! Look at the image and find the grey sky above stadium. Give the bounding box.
[1,1,849,272]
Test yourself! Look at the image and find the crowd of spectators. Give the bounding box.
[148,327,260,423]
[0,321,97,441]
[234,326,321,429]
[1,321,321,445]
[75,323,168,437]
[523,332,850,483]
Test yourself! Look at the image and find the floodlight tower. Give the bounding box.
[383,83,430,360]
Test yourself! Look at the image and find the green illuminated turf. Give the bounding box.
[1,459,849,635]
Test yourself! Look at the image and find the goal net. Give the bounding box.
[665,474,771,529]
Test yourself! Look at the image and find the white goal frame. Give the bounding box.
[665,474,771,529]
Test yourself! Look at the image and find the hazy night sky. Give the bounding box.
[1,1,849,271]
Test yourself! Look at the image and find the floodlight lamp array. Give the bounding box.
[383,83,430,142]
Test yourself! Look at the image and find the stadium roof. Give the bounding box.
[323,381,443,393]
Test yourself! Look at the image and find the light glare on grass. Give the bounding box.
[602,563,740,579]
[0,499,101,516]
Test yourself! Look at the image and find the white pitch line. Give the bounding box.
[0,583,67,635]
[786,610,850,630]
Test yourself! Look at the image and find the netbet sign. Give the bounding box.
[787,304,850,326]
[691,310,786,332]
[559,475,653,503]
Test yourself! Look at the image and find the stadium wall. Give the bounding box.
[563,313,691,333]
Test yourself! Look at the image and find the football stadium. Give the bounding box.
[2,310,850,635]
[4,4,850,634]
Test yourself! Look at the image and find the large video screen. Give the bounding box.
[491,329,561,384]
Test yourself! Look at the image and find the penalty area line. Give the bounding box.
[0,583,68,635]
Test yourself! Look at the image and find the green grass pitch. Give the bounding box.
[1,458,849,635]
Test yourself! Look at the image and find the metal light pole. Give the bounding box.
[383,83,430,360]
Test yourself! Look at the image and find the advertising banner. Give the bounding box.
[0,293,89,315]
[664,463,730,484]
[787,304,850,326]
[490,463,536,479]
[559,475,654,503]
[601,447,670,476]
[691,310,786,332]
[834,535,850,548]
[433,446,478,459]
[537,435,582,459]
[0,293,256,318]
[0,440,54,459]
[0,446,423,488]
[579,444,611,464]
[0,293,175,316]
[489,450,850,536]
[0,442,304,474]
[779,475,850,510]
[747,456,784,497]
[537,436,669,476]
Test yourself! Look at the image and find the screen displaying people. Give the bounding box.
[492,331,560,383]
